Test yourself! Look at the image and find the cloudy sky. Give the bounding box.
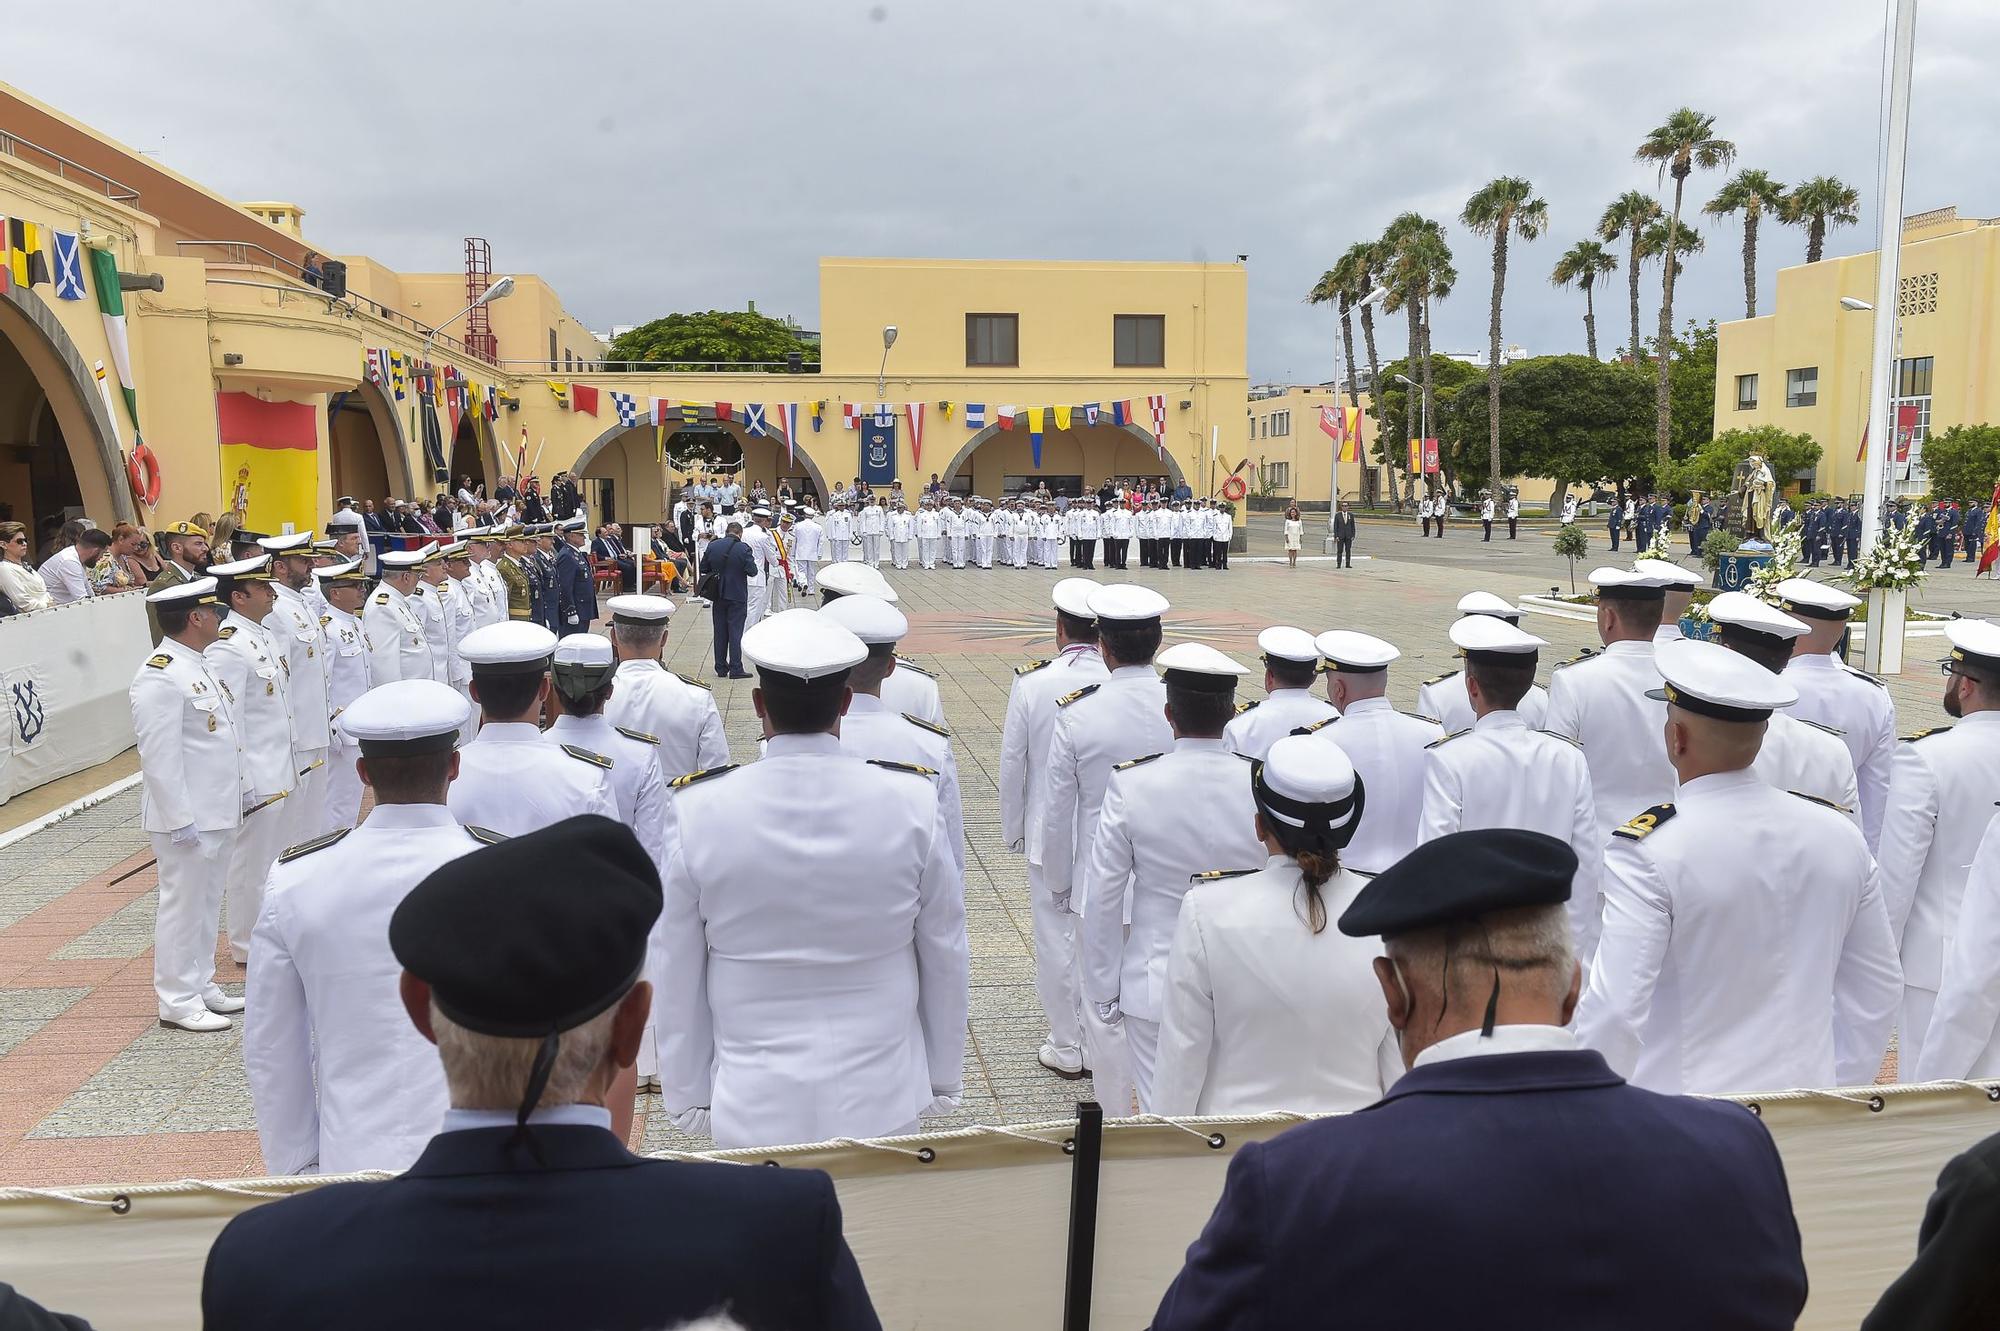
[13,0,1994,381]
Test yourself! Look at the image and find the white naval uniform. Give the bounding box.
[444,721,617,836]
[825,509,853,563]
[1000,644,1110,1057]
[1009,512,1032,568]
[1914,811,2000,1080]
[546,713,669,869]
[947,508,971,566]
[792,516,825,592]
[916,506,942,570]
[244,804,496,1175]
[318,604,373,833]
[362,582,434,685]
[410,583,451,684]
[1103,506,1132,563]
[1079,738,1265,1110]
[131,638,244,1022]
[1305,696,1445,875]
[603,660,731,780]
[1576,769,1902,1095]
[881,658,945,729]
[441,577,478,694]
[264,583,332,848]
[888,508,915,569]
[837,694,965,874]
[858,504,886,565]
[205,612,298,964]
[1751,714,1861,831]
[1784,650,1896,851]
[1040,665,1175,912]
[1414,669,1548,733]
[1876,711,2000,1073]
[1151,857,1399,1116]
[975,511,996,567]
[1416,710,1601,960]
[656,733,968,1148]
[1542,641,1676,845]
[1222,687,1338,761]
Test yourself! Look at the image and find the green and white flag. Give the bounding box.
[87,246,138,431]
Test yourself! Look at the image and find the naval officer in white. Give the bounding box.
[600,595,731,781]
[1415,592,1549,732]
[1776,578,1897,851]
[1305,630,1445,875]
[1223,626,1339,760]
[446,622,616,836]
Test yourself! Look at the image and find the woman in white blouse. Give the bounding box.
[1152,735,1400,1115]
[1283,504,1304,569]
[0,521,55,613]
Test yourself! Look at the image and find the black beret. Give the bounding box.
[389,815,662,1038]
[1338,829,1575,939]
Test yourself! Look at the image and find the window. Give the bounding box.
[1895,355,1933,398]
[549,328,559,370]
[1891,355,1936,497]
[1270,409,1291,438]
[1114,314,1165,367]
[966,314,1019,367]
[1785,367,1817,408]
[1267,462,1290,489]
[565,349,574,371]
[1735,373,1759,410]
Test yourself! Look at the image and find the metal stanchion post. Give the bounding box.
[1062,1100,1105,1331]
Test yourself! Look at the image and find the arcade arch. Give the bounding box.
[573,420,835,523]
[327,380,413,503]
[0,288,132,533]
[938,420,1186,499]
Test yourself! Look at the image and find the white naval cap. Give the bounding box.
[1455,591,1521,620]
[1945,617,2000,676]
[1448,614,1548,662]
[146,576,219,607]
[816,561,899,602]
[1705,591,1808,646]
[439,541,470,559]
[1257,625,1322,665]
[1773,577,1862,621]
[314,559,370,585]
[1052,577,1102,619]
[743,608,868,680]
[1633,558,1703,589]
[1253,734,1362,842]
[751,506,772,518]
[820,593,908,645]
[377,548,432,570]
[1087,584,1170,622]
[1314,629,1399,673]
[1648,637,1797,721]
[206,554,275,583]
[607,593,675,625]
[257,532,313,555]
[551,632,616,697]
[1157,641,1249,692]
[338,679,470,755]
[459,621,558,675]
[1588,566,1669,599]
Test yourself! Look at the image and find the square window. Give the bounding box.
[1114,314,1165,368]
[1785,367,1817,408]
[966,314,1019,367]
[1735,373,1759,410]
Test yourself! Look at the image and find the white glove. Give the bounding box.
[1052,890,1075,916]
[1095,999,1123,1026]
[668,1106,711,1135]
[922,1093,963,1117]
[169,824,198,847]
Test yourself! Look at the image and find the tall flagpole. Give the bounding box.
[1860,0,1918,555]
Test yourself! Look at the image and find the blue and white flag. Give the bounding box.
[963,403,986,429]
[51,232,85,300]
[609,390,638,428]
[743,403,769,437]
[874,402,895,429]
[780,402,799,466]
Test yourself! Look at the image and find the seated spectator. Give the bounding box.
[1150,829,1807,1331]
[0,521,54,613]
[38,527,112,605]
[200,816,879,1331]
[91,522,158,592]
[1861,1128,2000,1329]
[591,524,638,592]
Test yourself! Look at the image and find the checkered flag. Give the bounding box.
[610,391,638,428]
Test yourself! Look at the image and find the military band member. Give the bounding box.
[1775,578,1896,851]
[601,595,731,780]
[1224,626,1339,759]
[363,549,436,685]
[259,534,334,850]
[446,622,617,836]
[1307,630,1445,875]
[1415,592,1548,731]
[133,579,246,1032]
[314,561,374,834]
[1703,593,1861,826]
[495,525,536,622]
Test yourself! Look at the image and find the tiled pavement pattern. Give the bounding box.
[0,517,1989,1184]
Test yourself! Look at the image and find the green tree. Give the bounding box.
[1917,423,2000,503]
[1550,239,1618,359]
[1636,108,1735,462]
[1702,168,1787,318]
[1553,524,1591,592]
[1782,175,1862,263]
[1655,425,1821,496]
[1462,177,1549,498]
[1664,318,1720,462]
[1368,354,1481,484]
[1598,191,1662,361]
[1438,354,1656,510]
[606,310,819,370]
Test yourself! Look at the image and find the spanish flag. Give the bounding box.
[1981,481,1999,575]
[1339,406,1363,463]
[217,392,319,535]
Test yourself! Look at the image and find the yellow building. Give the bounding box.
[1714,204,2000,499]
[0,82,1247,539]
[1243,384,1390,508]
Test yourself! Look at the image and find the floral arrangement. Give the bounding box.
[1846,520,1929,593]
[1640,525,1673,563]
[1745,524,1803,604]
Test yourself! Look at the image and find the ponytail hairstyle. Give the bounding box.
[1251,754,1365,935]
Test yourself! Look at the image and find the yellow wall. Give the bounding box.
[1244,385,1385,506]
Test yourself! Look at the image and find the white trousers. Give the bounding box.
[1901,985,1938,1081]
[152,827,234,1020]
[919,537,939,569]
[862,533,883,565]
[225,800,290,962]
[828,541,849,564]
[798,558,820,593]
[1013,538,1029,569]
[892,539,912,569]
[1027,860,1082,1053]
[977,537,994,568]
[745,577,770,629]
[322,741,364,835]
[1125,1015,1160,1113]
[948,536,967,566]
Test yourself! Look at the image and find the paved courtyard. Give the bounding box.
[0,516,1990,1186]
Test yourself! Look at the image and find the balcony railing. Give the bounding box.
[0,130,141,203]
[183,242,485,364]
[493,359,822,375]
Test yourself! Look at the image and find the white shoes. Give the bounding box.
[637,1074,659,1093]
[161,1010,233,1033]
[204,993,246,1014]
[1038,1042,1087,1080]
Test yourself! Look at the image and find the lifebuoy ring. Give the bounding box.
[127,441,162,508]
[1220,475,1247,502]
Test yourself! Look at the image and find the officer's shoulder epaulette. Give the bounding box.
[1114,752,1165,771]
[1795,717,1846,738]
[1612,803,1677,841]
[1233,698,1261,715]
[1348,868,1378,879]
[1190,868,1258,883]
[1553,648,1599,669]
[1902,725,1953,743]
[277,828,350,863]
[1789,790,1854,815]
[675,671,711,691]
[560,743,613,769]
[465,825,508,846]
[903,713,951,739]
[894,656,936,678]
[146,653,172,669]
[216,625,237,639]
[373,591,390,604]
[1398,709,1439,724]
[1842,665,1887,688]
[1058,683,1101,707]
[1423,669,1460,686]
[615,725,659,745]
[1290,717,1337,736]
[1425,728,1472,749]
[669,764,739,789]
[868,758,938,777]
[1014,658,1051,677]
[1537,729,1584,749]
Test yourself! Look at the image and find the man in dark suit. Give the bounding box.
[1332,501,1356,568]
[201,817,880,1331]
[591,524,638,593]
[1864,1128,2000,1329]
[701,520,757,678]
[1152,830,1807,1331]
[555,519,595,630]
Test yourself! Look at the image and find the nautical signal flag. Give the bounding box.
[963,403,986,429]
[780,402,800,466]
[1147,395,1167,457]
[217,391,318,535]
[842,401,860,430]
[51,231,84,300]
[906,402,925,467]
[570,383,600,417]
[743,404,769,437]
[1027,407,1045,468]
[548,380,569,410]
[610,390,638,428]
[7,219,50,289]
[1111,400,1131,428]
[997,405,1017,430]
[714,401,734,424]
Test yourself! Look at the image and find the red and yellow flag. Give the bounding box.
[1339,405,1363,463]
[1981,480,2000,575]
[216,392,319,534]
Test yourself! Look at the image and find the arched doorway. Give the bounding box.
[328,380,412,504]
[0,288,131,534]
[939,421,1185,500]
[572,421,835,524]
[447,414,489,498]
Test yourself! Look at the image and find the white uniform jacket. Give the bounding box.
[881,658,945,729]
[1079,739,1265,1023]
[546,712,669,870]
[791,518,825,563]
[244,804,497,1174]
[1576,769,1902,1095]
[656,733,967,1147]
[362,582,433,685]
[1542,640,1676,845]
[837,694,966,873]
[1305,696,1445,875]
[444,721,617,836]
[1751,714,1862,831]
[409,582,451,684]
[204,613,297,804]
[1222,688,1338,761]
[1415,669,1548,733]
[999,645,1109,863]
[1040,666,1174,908]
[1151,857,1399,1116]
[604,660,731,779]
[1784,650,1897,850]
[1878,712,2000,991]
[320,605,372,724]
[130,637,245,833]
[1915,811,2000,1080]
[264,584,331,756]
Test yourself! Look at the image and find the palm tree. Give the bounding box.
[1461,177,1548,496]
[1702,168,1786,318]
[1597,191,1661,361]
[1305,269,1356,410]
[1550,239,1618,359]
[1382,215,1456,501]
[1636,107,1735,461]
[1330,241,1383,406]
[1637,216,1705,281]
[1783,175,1862,263]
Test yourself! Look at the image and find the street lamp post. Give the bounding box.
[1329,288,1389,534]
[422,274,515,368]
[1395,371,1428,509]
[1858,0,1918,556]
[877,325,898,399]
